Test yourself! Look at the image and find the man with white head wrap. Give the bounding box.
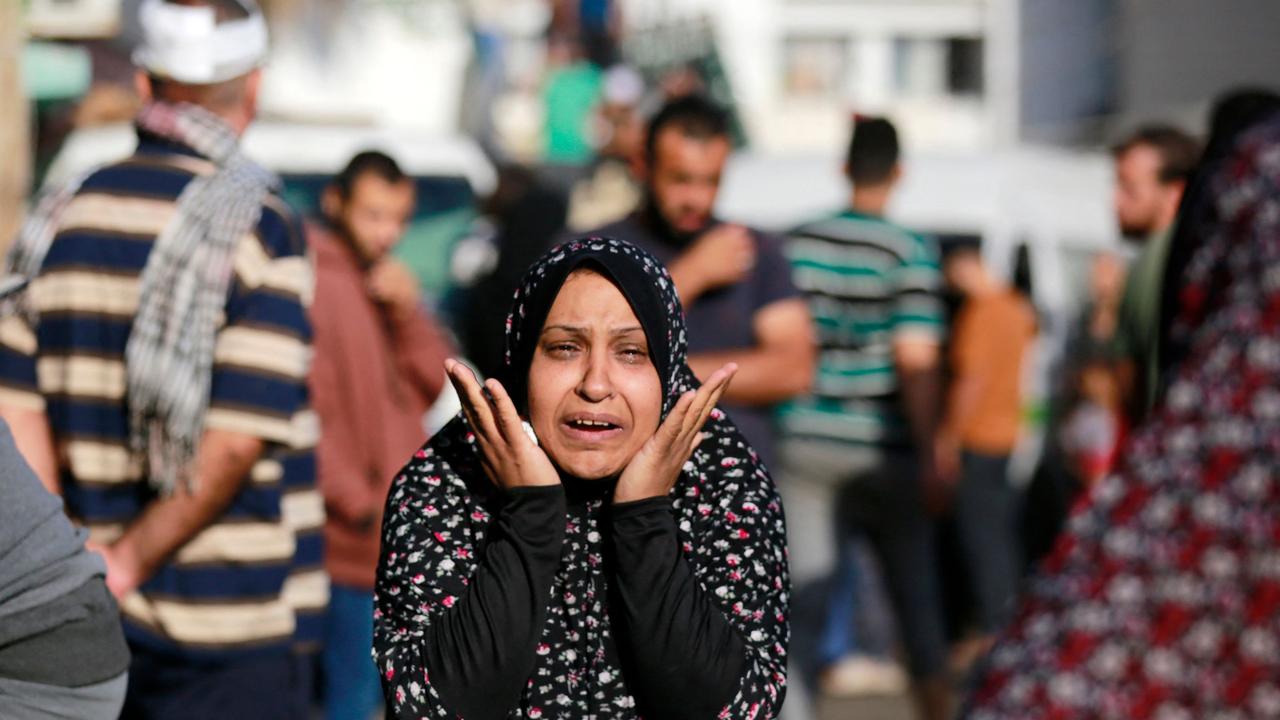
[0,1,324,717]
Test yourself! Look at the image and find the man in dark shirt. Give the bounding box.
[591,95,814,468]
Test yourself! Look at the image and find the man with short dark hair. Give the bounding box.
[590,94,814,469]
[780,116,950,720]
[1110,124,1200,421]
[307,150,451,720]
[1112,126,1199,241]
[935,244,1036,655]
[0,1,324,716]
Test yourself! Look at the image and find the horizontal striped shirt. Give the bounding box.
[778,209,945,447]
[0,130,326,659]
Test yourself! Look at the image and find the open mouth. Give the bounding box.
[561,414,625,442]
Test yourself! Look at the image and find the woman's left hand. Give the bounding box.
[614,363,737,504]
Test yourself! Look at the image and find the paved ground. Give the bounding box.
[355,693,917,719]
[359,696,916,720]
[355,685,920,719]
[817,693,916,720]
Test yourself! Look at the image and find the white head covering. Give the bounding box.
[133,0,269,84]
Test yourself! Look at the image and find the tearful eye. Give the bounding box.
[617,347,648,364]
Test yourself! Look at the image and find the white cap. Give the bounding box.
[133,0,269,84]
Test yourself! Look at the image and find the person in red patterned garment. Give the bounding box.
[963,94,1280,720]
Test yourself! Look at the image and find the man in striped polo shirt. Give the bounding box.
[0,1,324,716]
[778,117,951,720]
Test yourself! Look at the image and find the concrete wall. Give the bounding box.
[1019,0,1117,145]
[1116,0,1280,135]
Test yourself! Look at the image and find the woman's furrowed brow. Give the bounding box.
[541,324,644,336]
[541,324,587,337]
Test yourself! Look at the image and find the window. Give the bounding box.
[946,37,984,96]
[893,35,985,98]
[892,37,945,97]
[783,35,850,97]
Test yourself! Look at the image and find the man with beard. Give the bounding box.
[590,95,814,469]
[1110,125,1199,422]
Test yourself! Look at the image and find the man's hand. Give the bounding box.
[933,432,962,486]
[368,259,422,320]
[893,336,948,514]
[96,429,264,598]
[87,540,142,599]
[924,432,962,515]
[668,225,756,304]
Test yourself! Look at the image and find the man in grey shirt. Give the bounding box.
[0,417,130,718]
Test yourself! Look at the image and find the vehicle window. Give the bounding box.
[281,174,478,301]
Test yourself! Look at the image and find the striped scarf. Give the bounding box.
[4,101,279,493]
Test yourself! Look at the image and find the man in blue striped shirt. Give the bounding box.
[778,117,951,720]
[0,2,324,717]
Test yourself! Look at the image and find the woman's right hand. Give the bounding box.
[445,358,560,489]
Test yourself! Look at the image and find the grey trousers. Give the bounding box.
[0,672,128,720]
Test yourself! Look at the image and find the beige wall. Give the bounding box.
[0,0,30,254]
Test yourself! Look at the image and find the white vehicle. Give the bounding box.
[43,120,496,430]
[716,146,1124,481]
[44,120,496,300]
[717,146,1119,313]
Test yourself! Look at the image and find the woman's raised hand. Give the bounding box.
[614,363,737,504]
[445,359,560,489]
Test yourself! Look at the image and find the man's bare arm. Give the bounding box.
[687,298,815,406]
[894,337,944,462]
[0,405,59,494]
[96,428,264,597]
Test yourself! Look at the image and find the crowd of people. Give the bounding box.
[1,1,1278,720]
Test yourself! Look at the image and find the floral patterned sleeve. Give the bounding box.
[688,418,791,720]
[373,435,567,720]
[608,413,790,720]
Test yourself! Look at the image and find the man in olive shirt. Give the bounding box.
[1110,125,1200,422]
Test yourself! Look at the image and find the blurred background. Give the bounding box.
[6,0,1277,484]
[5,0,1278,359]
[2,1,1278,718]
